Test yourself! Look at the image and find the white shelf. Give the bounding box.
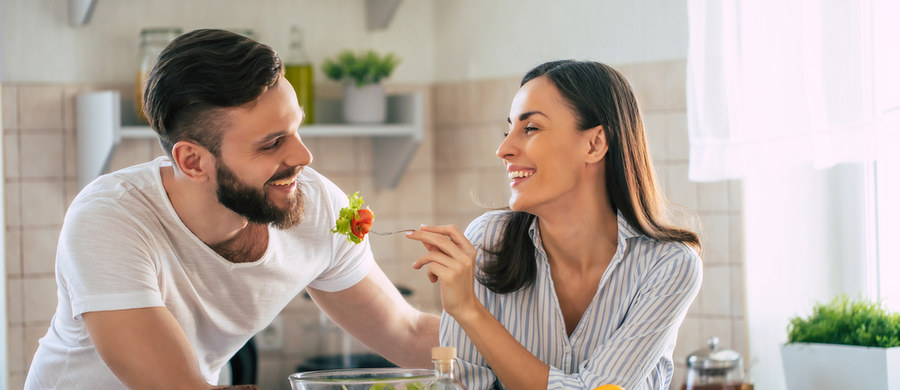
[76,91,424,189]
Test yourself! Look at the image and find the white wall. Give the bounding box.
[433,0,689,82]
[1,0,690,85]
[0,0,436,84]
[743,163,869,390]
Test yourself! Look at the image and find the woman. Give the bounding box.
[407,60,702,389]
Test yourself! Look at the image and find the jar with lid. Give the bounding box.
[683,337,753,390]
[135,27,182,123]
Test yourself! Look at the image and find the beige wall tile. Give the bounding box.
[670,366,686,390]
[18,85,64,130]
[5,132,20,179]
[8,278,24,324]
[313,137,356,174]
[664,163,698,211]
[2,85,19,130]
[475,168,511,210]
[23,227,60,275]
[666,112,689,162]
[643,112,668,163]
[696,180,730,212]
[732,319,749,365]
[23,276,58,323]
[470,123,506,169]
[64,129,77,178]
[21,180,66,226]
[5,181,22,227]
[8,325,25,373]
[699,213,730,264]
[433,82,459,127]
[456,82,478,126]
[19,132,65,179]
[474,78,517,123]
[65,179,80,209]
[674,316,703,367]
[106,139,156,173]
[8,374,26,390]
[731,265,746,318]
[728,180,743,212]
[699,265,732,317]
[25,324,48,370]
[406,124,434,171]
[621,63,667,112]
[352,137,374,175]
[664,61,688,110]
[729,213,745,266]
[436,171,482,216]
[6,228,23,276]
[395,172,433,219]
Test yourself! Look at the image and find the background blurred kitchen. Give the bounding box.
[1,1,899,389]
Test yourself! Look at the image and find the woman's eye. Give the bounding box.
[524,126,538,133]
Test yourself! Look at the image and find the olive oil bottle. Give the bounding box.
[284,25,315,124]
[427,347,467,389]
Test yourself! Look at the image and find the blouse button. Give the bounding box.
[563,345,572,354]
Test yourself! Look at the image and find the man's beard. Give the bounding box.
[215,160,304,230]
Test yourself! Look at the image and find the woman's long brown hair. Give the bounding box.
[479,60,701,294]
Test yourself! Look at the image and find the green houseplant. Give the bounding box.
[322,50,401,123]
[781,295,900,390]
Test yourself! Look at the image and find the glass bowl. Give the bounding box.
[289,368,437,390]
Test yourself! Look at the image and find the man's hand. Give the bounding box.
[307,266,440,368]
[83,307,213,390]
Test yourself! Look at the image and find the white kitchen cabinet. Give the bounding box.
[75,91,423,189]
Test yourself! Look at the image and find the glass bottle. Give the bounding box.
[283,25,316,124]
[135,27,182,123]
[427,347,467,390]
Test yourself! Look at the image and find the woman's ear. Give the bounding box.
[171,141,214,182]
[586,125,608,164]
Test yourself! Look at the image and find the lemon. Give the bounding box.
[593,386,624,390]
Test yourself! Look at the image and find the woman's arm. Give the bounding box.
[408,225,550,390]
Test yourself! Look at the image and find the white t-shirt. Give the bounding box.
[25,157,375,389]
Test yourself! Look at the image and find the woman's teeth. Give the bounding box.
[508,171,534,180]
[270,176,295,186]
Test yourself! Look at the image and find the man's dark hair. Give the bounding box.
[143,29,283,156]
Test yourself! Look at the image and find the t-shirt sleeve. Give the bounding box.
[305,174,375,292]
[57,197,164,320]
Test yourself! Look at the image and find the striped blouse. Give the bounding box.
[439,210,702,389]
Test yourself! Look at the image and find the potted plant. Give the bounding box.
[322,49,401,124]
[781,295,900,390]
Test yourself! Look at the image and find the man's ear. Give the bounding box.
[586,125,608,164]
[171,141,214,182]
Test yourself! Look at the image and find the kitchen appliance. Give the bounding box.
[682,337,754,390]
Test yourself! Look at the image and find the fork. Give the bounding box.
[369,228,417,236]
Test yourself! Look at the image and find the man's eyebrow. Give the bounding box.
[507,111,548,124]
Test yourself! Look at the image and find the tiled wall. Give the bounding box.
[3,60,746,390]
[431,60,748,388]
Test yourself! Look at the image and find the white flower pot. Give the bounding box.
[342,83,386,124]
[781,343,900,390]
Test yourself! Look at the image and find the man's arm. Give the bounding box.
[307,266,440,368]
[82,307,215,390]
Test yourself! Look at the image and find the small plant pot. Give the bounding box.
[342,83,386,124]
[781,343,900,390]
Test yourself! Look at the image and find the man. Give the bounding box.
[24,29,438,389]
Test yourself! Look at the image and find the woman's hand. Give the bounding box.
[406,225,479,320]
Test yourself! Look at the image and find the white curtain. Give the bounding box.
[686,0,900,182]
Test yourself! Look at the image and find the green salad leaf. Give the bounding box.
[331,191,366,244]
